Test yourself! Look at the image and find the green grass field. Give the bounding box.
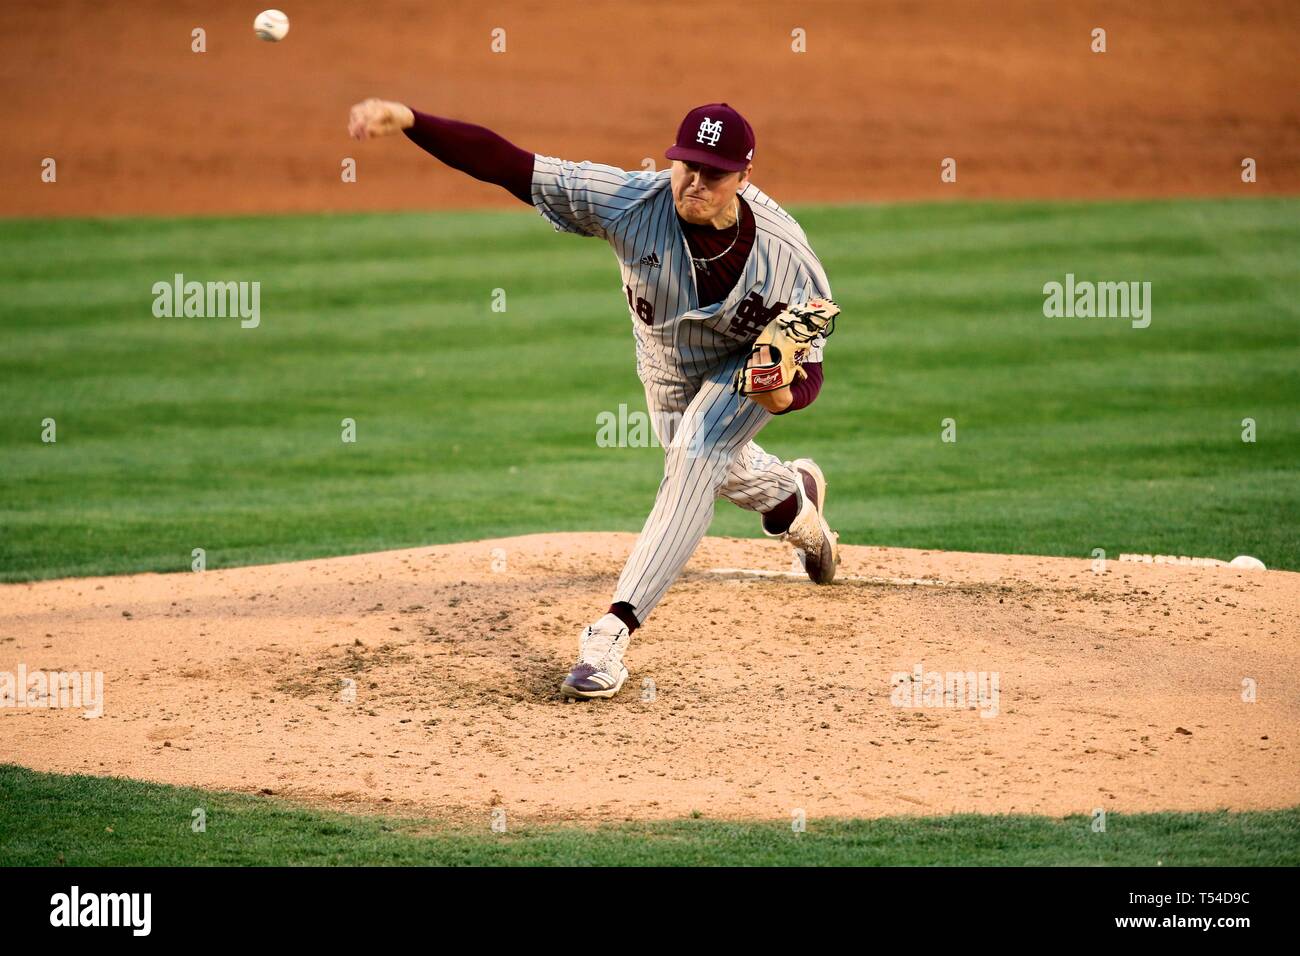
[2,198,1297,866]
[2,197,1297,582]
[3,765,1296,867]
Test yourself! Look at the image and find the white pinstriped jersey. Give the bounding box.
[530,156,832,381]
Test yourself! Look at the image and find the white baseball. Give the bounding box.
[254,9,290,42]
[1229,555,1266,571]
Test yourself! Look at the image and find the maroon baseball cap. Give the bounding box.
[665,103,755,172]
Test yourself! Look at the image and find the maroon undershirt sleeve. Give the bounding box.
[402,109,535,206]
[774,361,824,414]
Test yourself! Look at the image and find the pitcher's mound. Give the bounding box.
[2,533,1297,822]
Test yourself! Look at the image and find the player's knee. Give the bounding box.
[664,440,732,491]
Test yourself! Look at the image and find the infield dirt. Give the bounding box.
[2,533,1296,823]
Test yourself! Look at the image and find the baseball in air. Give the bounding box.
[254,9,290,42]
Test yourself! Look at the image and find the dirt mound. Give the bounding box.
[3,1,1298,217]
[2,533,1296,823]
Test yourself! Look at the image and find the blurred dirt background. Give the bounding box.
[3,0,1298,217]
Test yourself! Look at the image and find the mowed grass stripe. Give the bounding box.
[2,766,1296,867]
[1,197,1297,581]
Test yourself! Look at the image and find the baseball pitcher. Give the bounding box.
[348,99,840,700]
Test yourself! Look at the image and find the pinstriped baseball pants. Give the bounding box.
[613,348,802,621]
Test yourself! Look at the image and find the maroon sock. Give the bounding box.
[762,493,800,535]
[608,602,639,634]
[761,470,818,535]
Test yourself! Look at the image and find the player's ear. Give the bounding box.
[738,164,753,187]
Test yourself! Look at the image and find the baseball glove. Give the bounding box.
[732,298,840,396]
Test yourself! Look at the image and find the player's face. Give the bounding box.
[672,160,750,224]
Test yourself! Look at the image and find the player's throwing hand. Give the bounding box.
[348,99,415,140]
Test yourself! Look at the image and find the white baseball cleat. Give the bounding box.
[560,613,630,700]
[768,458,839,584]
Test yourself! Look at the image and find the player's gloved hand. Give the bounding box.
[732,298,839,398]
[348,99,416,140]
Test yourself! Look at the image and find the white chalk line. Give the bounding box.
[707,567,962,588]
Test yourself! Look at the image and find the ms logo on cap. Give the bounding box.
[696,118,723,146]
[667,103,754,171]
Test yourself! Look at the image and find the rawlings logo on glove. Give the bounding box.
[732,298,840,397]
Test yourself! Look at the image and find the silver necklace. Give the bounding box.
[688,199,741,273]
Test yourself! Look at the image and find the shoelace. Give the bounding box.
[580,626,622,668]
